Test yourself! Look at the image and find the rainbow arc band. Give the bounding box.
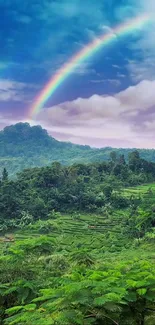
[30,14,150,118]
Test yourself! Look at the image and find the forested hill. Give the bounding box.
[1,122,155,176]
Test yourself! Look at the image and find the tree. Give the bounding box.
[128,151,141,173]
[119,154,126,165]
[110,151,117,163]
[2,168,8,182]
[103,185,113,199]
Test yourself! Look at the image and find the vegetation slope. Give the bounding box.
[0,151,155,324]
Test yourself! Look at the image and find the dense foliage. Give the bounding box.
[0,149,155,324]
[1,149,155,225]
[0,208,155,324]
[1,123,155,176]
[0,237,155,325]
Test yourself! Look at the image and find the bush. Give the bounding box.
[112,195,129,209]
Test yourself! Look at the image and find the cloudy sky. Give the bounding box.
[0,0,155,148]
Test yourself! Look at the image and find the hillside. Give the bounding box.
[1,122,155,176]
[1,156,155,324]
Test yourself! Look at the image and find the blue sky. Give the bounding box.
[0,0,155,148]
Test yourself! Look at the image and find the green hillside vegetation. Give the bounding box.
[0,223,155,325]
[1,123,155,176]
[0,151,155,324]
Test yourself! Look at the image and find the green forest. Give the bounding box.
[0,145,155,325]
[1,123,155,177]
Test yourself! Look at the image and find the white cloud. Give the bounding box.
[0,79,25,101]
[34,80,155,149]
[0,79,38,102]
[99,25,117,40]
[117,80,155,110]
[0,80,25,91]
[112,64,120,69]
[117,72,126,79]
[125,0,155,81]
[0,114,22,130]
[91,79,121,87]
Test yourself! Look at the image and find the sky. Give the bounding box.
[0,0,155,148]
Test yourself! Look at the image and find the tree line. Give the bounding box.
[1,150,155,227]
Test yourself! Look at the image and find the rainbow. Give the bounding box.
[30,14,150,118]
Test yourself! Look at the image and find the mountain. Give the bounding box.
[0,122,155,176]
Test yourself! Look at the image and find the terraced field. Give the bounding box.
[120,183,155,202]
[11,211,125,239]
[0,210,130,257]
[2,183,155,253]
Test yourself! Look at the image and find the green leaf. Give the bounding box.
[125,291,137,302]
[126,280,137,288]
[94,296,106,306]
[137,288,147,295]
[6,306,24,316]
[145,290,155,302]
[24,303,36,311]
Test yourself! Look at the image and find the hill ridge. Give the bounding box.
[0,122,155,176]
